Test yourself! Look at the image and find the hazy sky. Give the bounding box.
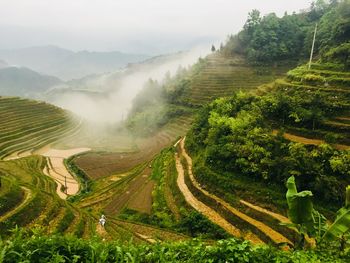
[0,0,312,54]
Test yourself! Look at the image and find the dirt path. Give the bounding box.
[239,200,290,223]
[96,223,110,240]
[0,187,32,222]
[272,130,349,150]
[175,150,243,240]
[335,116,350,121]
[240,199,315,247]
[41,148,91,200]
[179,137,292,246]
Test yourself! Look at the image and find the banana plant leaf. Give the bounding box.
[286,176,314,225]
[322,186,350,240]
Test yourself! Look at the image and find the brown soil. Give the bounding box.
[179,137,292,245]
[239,200,290,224]
[272,130,349,150]
[175,148,244,240]
[104,167,152,215]
[96,223,109,240]
[41,148,90,199]
[127,179,155,214]
[111,219,188,242]
[335,116,350,121]
[74,117,192,180]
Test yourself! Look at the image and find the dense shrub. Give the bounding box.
[0,230,349,262]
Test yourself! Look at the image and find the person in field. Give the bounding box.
[99,214,106,227]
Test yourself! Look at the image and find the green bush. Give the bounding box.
[302,73,326,84]
[1,229,349,262]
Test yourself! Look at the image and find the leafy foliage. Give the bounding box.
[187,88,350,208]
[127,68,194,135]
[222,0,350,65]
[1,229,349,262]
[323,186,350,241]
[286,176,314,226]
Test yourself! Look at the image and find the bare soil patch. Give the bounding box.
[41,148,91,199]
[272,130,349,150]
[75,122,189,179]
[104,167,152,215]
[111,219,187,242]
[127,179,155,214]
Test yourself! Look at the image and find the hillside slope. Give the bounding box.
[0,46,150,80]
[0,97,81,160]
[0,67,62,97]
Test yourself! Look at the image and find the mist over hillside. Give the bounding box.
[46,47,209,123]
[0,46,150,80]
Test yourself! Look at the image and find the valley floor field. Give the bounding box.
[42,148,91,199]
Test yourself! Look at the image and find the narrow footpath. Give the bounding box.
[177,137,293,246]
[175,152,244,240]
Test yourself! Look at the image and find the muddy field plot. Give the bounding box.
[127,179,155,214]
[104,167,153,215]
[75,130,183,179]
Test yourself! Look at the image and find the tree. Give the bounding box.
[244,9,261,32]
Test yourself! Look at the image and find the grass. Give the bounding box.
[0,177,24,215]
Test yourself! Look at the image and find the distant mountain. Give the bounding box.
[0,67,62,97]
[0,46,150,80]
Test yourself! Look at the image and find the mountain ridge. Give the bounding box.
[0,45,150,80]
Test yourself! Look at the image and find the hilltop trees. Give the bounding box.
[222,0,350,65]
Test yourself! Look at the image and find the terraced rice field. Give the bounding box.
[186,53,290,106]
[74,115,194,179]
[3,56,332,246]
[0,97,188,241]
[0,97,82,160]
[176,137,307,248]
[273,64,350,147]
[0,155,188,242]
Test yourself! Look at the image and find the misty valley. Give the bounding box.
[0,0,350,262]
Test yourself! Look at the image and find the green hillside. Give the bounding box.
[0,67,62,97]
[0,97,81,160]
[185,53,289,106]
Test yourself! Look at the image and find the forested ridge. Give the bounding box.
[223,0,350,64]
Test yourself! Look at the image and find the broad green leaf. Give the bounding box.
[286,176,314,225]
[322,207,350,240]
[286,176,297,207]
[322,185,350,240]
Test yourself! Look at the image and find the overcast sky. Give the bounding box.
[0,0,312,54]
